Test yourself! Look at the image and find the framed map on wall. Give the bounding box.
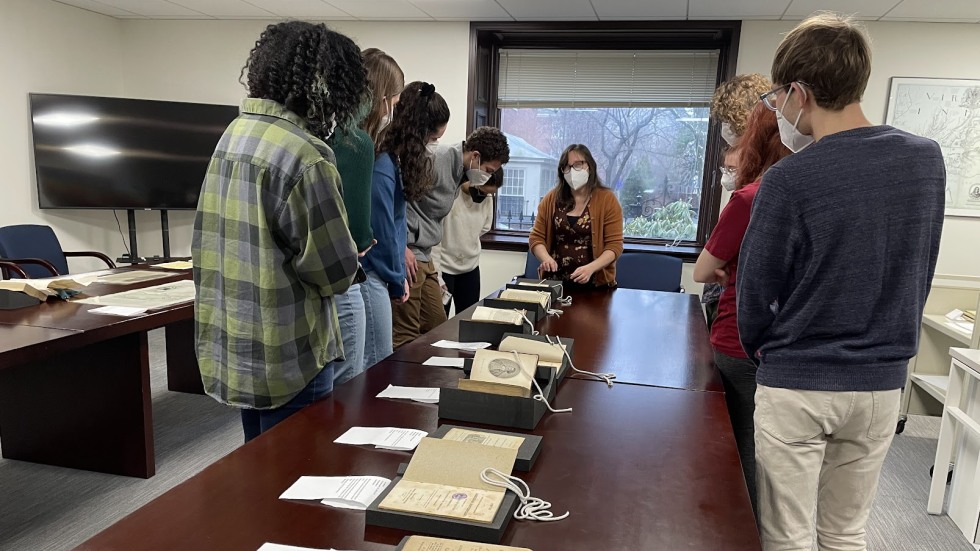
[885,77,980,218]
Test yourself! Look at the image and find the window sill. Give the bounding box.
[481,232,702,261]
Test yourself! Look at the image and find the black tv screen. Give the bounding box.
[30,93,239,210]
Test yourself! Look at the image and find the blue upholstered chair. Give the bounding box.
[522,251,542,280]
[0,224,115,278]
[615,252,683,292]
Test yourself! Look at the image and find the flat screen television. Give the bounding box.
[29,93,239,210]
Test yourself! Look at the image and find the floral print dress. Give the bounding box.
[551,204,594,283]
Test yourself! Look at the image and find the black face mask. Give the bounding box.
[469,186,488,203]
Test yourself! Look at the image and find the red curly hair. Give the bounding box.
[732,102,791,190]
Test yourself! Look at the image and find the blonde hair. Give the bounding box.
[710,74,772,136]
[360,48,405,151]
[772,12,872,110]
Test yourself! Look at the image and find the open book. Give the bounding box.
[0,274,98,301]
[499,335,566,371]
[458,349,538,398]
[471,306,526,326]
[379,437,518,524]
[497,289,551,309]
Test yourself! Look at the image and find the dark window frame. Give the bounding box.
[468,21,741,260]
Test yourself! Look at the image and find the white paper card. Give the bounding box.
[947,309,965,320]
[279,475,390,511]
[88,306,148,317]
[423,357,466,368]
[432,339,491,351]
[334,427,427,451]
[376,384,440,404]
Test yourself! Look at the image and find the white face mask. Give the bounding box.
[466,155,491,186]
[378,98,392,131]
[720,122,738,146]
[564,167,589,190]
[720,171,736,191]
[776,87,814,153]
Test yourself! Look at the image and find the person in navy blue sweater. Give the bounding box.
[360,82,450,369]
[738,13,945,550]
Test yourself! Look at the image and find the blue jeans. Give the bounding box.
[240,362,334,442]
[360,271,394,370]
[332,283,366,386]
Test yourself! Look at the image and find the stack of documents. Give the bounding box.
[334,427,428,451]
[279,475,391,510]
[376,385,440,404]
[432,340,491,351]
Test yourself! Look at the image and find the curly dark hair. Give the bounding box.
[240,21,368,141]
[380,81,451,202]
[463,126,510,163]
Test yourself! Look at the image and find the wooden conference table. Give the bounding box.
[78,286,760,550]
[0,266,199,478]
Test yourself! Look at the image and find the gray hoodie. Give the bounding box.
[406,142,464,261]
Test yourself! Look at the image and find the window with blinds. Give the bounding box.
[497,49,720,109]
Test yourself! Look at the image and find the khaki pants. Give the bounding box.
[392,259,447,349]
[755,385,900,551]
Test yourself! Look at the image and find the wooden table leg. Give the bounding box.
[165,319,204,395]
[0,332,155,478]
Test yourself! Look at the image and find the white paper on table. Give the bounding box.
[155,260,193,270]
[257,544,344,551]
[423,357,465,368]
[87,306,147,317]
[334,427,427,451]
[376,384,440,404]
[279,475,390,510]
[432,339,491,351]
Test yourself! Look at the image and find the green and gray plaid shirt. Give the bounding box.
[193,98,358,409]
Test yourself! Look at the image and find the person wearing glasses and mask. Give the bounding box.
[430,126,510,316]
[529,144,623,289]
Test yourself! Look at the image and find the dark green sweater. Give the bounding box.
[330,127,375,252]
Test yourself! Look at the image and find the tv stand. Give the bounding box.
[116,209,179,265]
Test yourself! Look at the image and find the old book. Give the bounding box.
[457,350,537,398]
[379,437,518,524]
[964,310,976,322]
[401,535,532,551]
[0,281,53,301]
[498,336,566,370]
[471,306,525,326]
[0,273,98,300]
[497,289,551,309]
[442,428,525,451]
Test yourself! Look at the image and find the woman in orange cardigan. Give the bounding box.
[529,144,624,287]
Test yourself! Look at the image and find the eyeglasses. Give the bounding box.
[561,160,588,174]
[719,166,736,177]
[760,81,812,112]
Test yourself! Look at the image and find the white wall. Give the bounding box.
[1,0,124,271]
[737,20,980,278]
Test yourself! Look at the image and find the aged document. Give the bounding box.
[471,306,524,325]
[497,289,550,309]
[442,428,524,451]
[401,535,531,551]
[379,480,504,523]
[75,279,195,310]
[498,336,566,370]
[97,270,175,285]
[458,350,537,398]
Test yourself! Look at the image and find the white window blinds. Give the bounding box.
[498,49,720,109]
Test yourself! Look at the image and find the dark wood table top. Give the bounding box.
[0,324,82,370]
[0,268,192,363]
[77,360,759,551]
[391,287,721,393]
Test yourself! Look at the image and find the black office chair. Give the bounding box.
[0,224,115,278]
[615,252,683,292]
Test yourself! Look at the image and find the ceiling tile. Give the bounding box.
[409,0,512,20]
[94,0,205,17]
[53,0,143,17]
[495,0,597,20]
[591,0,687,19]
[324,0,432,19]
[882,0,980,21]
[688,0,791,19]
[245,0,353,18]
[784,0,900,19]
[168,0,273,17]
